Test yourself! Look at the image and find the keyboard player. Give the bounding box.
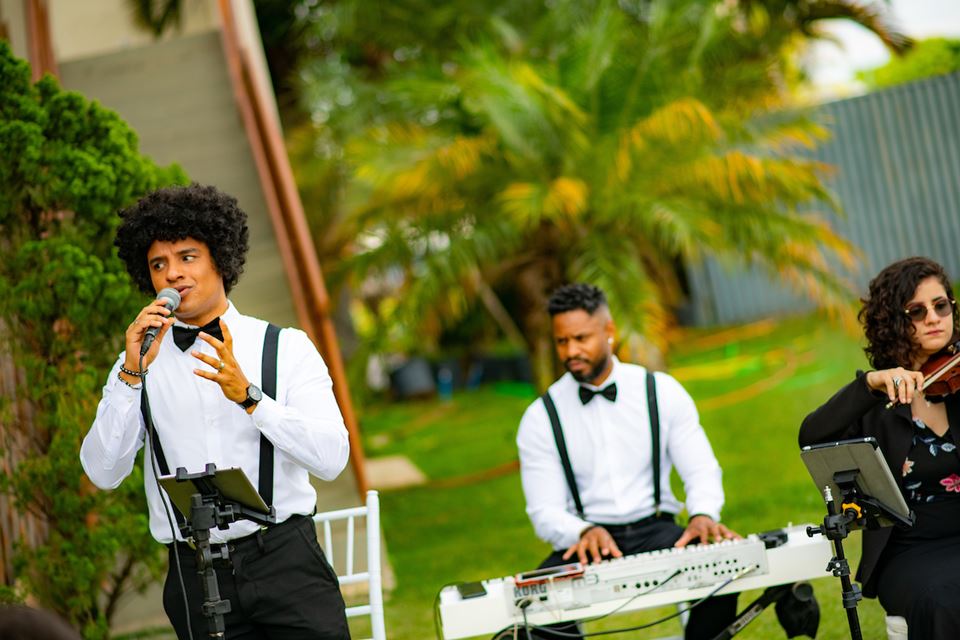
[516,284,739,640]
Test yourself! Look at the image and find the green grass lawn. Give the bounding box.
[358,315,887,639]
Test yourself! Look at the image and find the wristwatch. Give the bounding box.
[238,383,263,409]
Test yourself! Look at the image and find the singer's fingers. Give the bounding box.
[131,305,172,333]
[131,316,165,337]
[192,367,220,382]
[190,349,223,371]
[150,299,174,313]
[219,319,233,349]
[197,330,225,352]
[157,318,174,337]
[139,302,173,320]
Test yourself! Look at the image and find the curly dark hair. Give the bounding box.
[860,256,958,369]
[115,184,249,295]
[547,283,608,316]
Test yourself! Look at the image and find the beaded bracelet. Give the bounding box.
[117,370,143,390]
[119,364,146,377]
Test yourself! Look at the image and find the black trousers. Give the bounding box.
[876,535,960,640]
[514,515,738,640]
[163,515,350,640]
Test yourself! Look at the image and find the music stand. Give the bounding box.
[158,464,276,638]
[800,438,914,640]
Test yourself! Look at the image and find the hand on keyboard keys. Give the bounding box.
[674,515,741,548]
[562,525,624,565]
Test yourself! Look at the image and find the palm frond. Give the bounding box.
[660,152,836,209]
[459,44,589,167]
[802,1,912,55]
[616,98,723,180]
[349,125,494,218]
[571,230,673,359]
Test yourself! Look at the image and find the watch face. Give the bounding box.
[247,384,263,403]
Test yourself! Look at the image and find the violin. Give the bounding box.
[884,337,960,409]
[920,338,960,401]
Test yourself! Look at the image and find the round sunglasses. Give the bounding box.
[904,298,955,322]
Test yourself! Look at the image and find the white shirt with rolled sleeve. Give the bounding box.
[80,301,350,544]
[517,357,724,550]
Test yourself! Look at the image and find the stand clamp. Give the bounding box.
[173,464,276,638]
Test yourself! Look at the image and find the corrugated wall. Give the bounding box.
[59,31,300,329]
[685,72,960,326]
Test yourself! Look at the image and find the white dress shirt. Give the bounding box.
[81,302,350,543]
[517,357,724,550]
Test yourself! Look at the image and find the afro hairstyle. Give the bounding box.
[115,183,249,295]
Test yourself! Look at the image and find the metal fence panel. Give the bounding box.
[685,72,960,326]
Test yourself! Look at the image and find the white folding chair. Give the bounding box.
[312,490,386,640]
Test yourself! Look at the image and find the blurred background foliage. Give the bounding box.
[858,36,960,89]
[255,0,909,391]
[0,41,186,638]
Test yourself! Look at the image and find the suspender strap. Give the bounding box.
[141,387,186,526]
[258,323,281,506]
[543,371,661,521]
[542,391,585,520]
[140,321,282,522]
[646,371,661,515]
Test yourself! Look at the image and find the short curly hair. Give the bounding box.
[548,283,608,316]
[860,256,958,369]
[115,184,249,295]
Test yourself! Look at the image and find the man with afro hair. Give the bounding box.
[514,283,738,639]
[81,184,351,639]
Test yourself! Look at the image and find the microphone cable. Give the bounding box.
[141,351,195,640]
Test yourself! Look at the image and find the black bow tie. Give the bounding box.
[579,383,617,405]
[171,318,223,352]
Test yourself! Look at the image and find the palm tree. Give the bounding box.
[307,0,905,389]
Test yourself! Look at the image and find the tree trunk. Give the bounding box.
[530,333,555,394]
[473,271,527,350]
[514,256,563,394]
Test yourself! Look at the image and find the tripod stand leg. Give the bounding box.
[199,560,229,637]
[708,585,791,640]
[190,495,232,638]
[828,536,862,640]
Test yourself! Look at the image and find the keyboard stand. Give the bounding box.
[710,582,818,640]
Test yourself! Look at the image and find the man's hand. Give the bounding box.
[123,297,175,373]
[191,320,253,410]
[674,515,740,548]
[562,525,623,565]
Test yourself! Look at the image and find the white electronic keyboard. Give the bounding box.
[439,524,832,639]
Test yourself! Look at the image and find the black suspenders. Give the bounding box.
[542,392,585,519]
[258,323,280,505]
[646,371,661,515]
[542,371,661,521]
[141,322,281,523]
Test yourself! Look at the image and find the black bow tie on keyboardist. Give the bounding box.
[172,318,224,351]
[579,383,617,405]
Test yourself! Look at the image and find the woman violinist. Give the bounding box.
[800,256,960,638]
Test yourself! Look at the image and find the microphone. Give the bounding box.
[139,287,181,356]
